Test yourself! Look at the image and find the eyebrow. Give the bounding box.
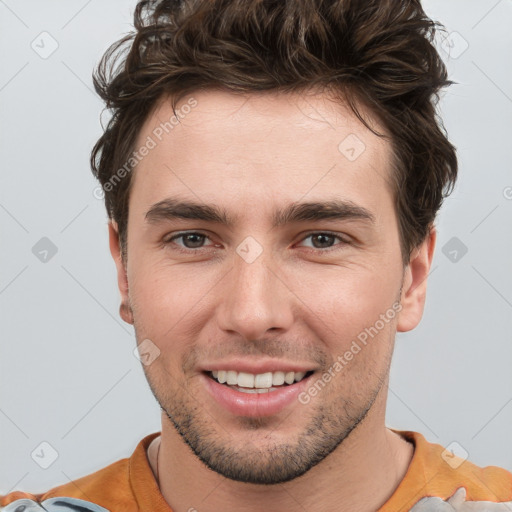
[145,198,376,228]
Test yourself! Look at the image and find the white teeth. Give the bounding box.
[272,371,285,386]
[254,372,273,388]
[237,372,255,388]
[294,371,306,382]
[210,369,311,388]
[226,370,238,385]
[284,372,295,385]
[237,387,272,394]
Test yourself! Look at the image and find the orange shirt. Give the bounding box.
[2,430,511,511]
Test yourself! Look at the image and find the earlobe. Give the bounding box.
[108,221,134,325]
[119,301,134,325]
[396,227,437,333]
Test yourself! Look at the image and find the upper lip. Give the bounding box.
[201,359,317,374]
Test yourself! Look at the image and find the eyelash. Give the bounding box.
[164,231,351,254]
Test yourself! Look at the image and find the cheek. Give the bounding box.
[128,256,218,336]
[288,263,399,338]
[127,240,401,355]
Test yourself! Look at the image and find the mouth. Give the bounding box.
[204,369,315,394]
[201,368,316,417]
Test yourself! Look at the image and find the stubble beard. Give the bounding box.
[142,360,388,485]
[130,285,401,485]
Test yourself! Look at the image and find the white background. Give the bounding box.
[1,0,511,495]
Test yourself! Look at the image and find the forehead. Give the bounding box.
[129,89,394,221]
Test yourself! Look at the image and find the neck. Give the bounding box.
[149,397,413,512]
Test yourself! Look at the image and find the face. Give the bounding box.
[110,89,433,484]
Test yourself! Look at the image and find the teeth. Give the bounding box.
[294,371,306,382]
[254,372,273,388]
[272,371,285,386]
[237,372,255,388]
[209,369,311,388]
[284,372,295,385]
[226,370,238,385]
[237,387,278,394]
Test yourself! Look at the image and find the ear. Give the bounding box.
[396,226,437,332]
[108,221,133,325]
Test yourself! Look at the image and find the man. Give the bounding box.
[2,0,511,511]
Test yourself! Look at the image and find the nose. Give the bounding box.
[215,249,295,341]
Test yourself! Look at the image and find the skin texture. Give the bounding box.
[109,89,436,512]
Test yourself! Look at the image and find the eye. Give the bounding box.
[297,232,350,251]
[163,230,351,254]
[165,232,215,252]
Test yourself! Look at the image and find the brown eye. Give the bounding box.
[297,232,350,252]
[179,233,207,249]
[165,232,213,251]
[310,234,337,249]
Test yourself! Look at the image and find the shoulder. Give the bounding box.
[0,457,130,511]
[381,429,512,511]
[403,430,512,498]
[0,496,111,511]
[1,433,160,512]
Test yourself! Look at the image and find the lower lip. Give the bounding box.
[201,372,313,417]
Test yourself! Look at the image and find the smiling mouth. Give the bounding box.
[204,370,315,393]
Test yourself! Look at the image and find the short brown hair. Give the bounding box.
[91,0,458,266]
